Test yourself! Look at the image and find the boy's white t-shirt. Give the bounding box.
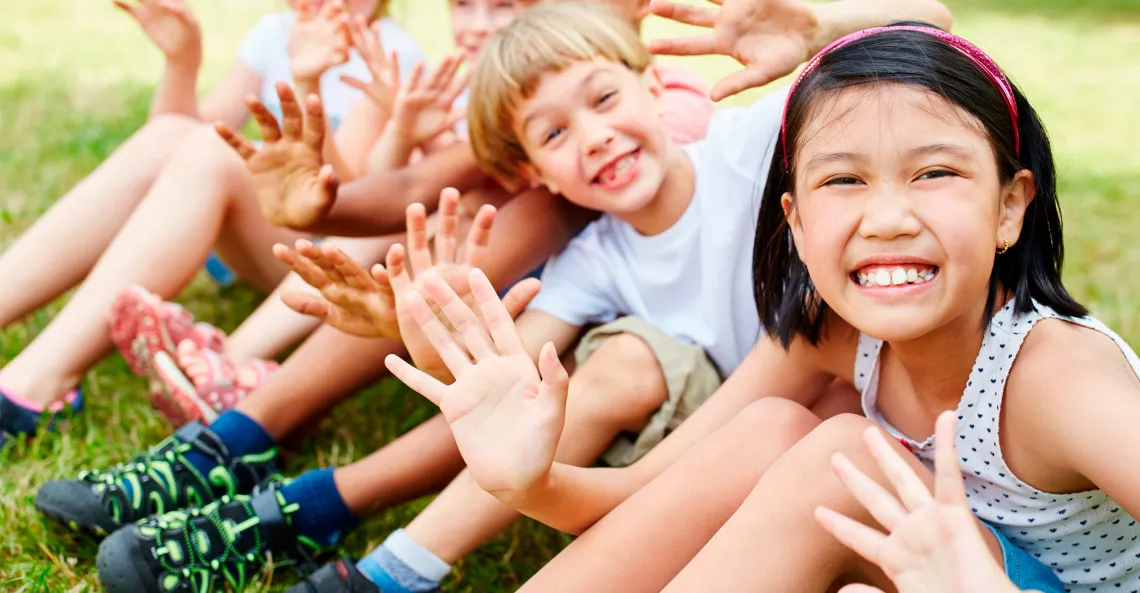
[528,88,790,376]
[237,12,426,130]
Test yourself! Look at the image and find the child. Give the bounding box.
[387,20,1139,593]
[0,0,425,440]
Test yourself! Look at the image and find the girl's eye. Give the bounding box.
[542,127,564,145]
[917,169,956,181]
[822,175,862,187]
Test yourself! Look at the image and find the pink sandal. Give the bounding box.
[108,285,226,377]
[152,340,278,425]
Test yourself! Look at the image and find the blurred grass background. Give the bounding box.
[1,0,1138,590]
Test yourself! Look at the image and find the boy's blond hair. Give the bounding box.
[468,2,651,182]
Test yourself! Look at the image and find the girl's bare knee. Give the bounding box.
[729,397,822,451]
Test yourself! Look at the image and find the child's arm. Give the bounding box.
[648,0,952,101]
[815,412,1023,593]
[215,86,488,235]
[114,0,213,120]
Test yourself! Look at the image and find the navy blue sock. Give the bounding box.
[183,409,276,479]
[278,468,359,547]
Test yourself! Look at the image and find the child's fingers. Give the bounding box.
[214,123,257,160]
[933,411,969,506]
[422,272,496,362]
[814,506,887,567]
[470,268,527,356]
[648,0,717,27]
[370,264,397,307]
[836,586,887,593]
[401,289,473,374]
[404,61,425,93]
[318,163,339,205]
[405,203,433,275]
[646,34,717,57]
[323,244,373,290]
[830,452,907,532]
[278,83,304,140]
[863,427,933,511]
[434,189,460,265]
[709,65,787,103]
[340,75,370,94]
[428,55,456,91]
[273,243,330,289]
[499,278,541,320]
[301,94,327,150]
[280,292,334,321]
[385,354,448,406]
[112,0,140,21]
[443,69,471,106]
[537,342,570,405]
[386,244,412,294]
[463,204,496,269]
[245,96,283,143]
[305,242,348,287]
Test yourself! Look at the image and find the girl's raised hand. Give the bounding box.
[288,0,352,83]
[114,0,201,65]
[814,412,1023,593]
[341,15,400,112]
[385,268,568,498]
[647,0,818,101]
[387,54,468,149]
[215,83,336,230]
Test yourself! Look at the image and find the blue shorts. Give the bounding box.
[985,523,1065,592]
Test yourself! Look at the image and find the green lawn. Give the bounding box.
[1,0,1138,591]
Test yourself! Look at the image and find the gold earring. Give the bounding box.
[996,238,1010,255]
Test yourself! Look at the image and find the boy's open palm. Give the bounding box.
[114,0,201,63]
[385,268,569,497]
[648,0,819,100]
[215,82,337,230]
[815,413,1025,593]
[389,54,468,148]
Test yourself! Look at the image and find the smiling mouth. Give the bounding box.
[592,149,641,187]
[853,265,940,288]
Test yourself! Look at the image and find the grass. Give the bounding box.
[1,0,1138,590]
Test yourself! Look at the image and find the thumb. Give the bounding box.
[318,164,340,203]
[537,342,569,405]
[113,0,141,22]
[710,65,786,102]
[499,278,541,320]
[280,291,333,320]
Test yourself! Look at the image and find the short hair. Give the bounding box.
[467,2,650,182]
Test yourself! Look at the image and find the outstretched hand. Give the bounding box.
[384,267,568,498]
[114,0,201,65]
[815,412,1024,593]
[648,0,820,101]
[215,82,337,230]
[288,0,352,83]
[341,15,400,112]
[387,54,468,148]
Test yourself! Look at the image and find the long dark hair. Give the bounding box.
[753,22,1086,348]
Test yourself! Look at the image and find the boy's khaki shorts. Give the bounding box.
[573,316,723,468]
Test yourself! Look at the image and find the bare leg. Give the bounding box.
[223,235,401,363]
[660,414,1003,593]
[233,325,408,441]
[517,398,823,593]
[0,114,199,327]
[0,127,300,404]
[400,333,670,563]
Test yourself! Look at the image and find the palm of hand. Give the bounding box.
[719,0,815,74]
[325,283,397,338]
[248,142,330,228]
[880,505,1009,593]
[289,23,347,81]
[443,355,563,494]
[395,261,475,379]
[136,5,198,58]
[395,96,454,147]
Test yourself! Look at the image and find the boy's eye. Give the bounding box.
[822,175,862,187]
[596,91,617,106]
[542,127,564,145]
[917,169,956,181]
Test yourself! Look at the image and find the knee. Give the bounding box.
[568,333,668,429]
[727,398,822,452]
[169,124,244,172]
[142,113,199,139]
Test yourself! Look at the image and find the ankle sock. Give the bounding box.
[278,468,359,547]
[0,388,83,438]
[358,529,451,593]
[183,409,276,478]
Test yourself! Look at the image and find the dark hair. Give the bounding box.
[752,22,1087,348]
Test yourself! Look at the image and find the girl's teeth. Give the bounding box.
[875,269,891,286]
[906,269,918,283]
[890,269,907,286]
[859,266,936,287]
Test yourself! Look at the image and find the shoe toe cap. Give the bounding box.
[35,480,119,536]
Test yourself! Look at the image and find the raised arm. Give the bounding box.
[648,0,952,100]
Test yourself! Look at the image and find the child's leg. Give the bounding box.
[659,414,1003,593]
[222,235,401,362]
[516,398,822,593]
[0,114,198,327]
[0,126,300,405]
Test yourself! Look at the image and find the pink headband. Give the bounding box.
[780,25,1020,170]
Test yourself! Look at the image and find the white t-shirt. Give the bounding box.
[237,12,425,131]
[528,88,789,376]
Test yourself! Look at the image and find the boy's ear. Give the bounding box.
[518,161,558,194]
[996,169,1035,252]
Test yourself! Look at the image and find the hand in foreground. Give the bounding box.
[815,412,1024,593]
[384,267,568,498]
[215,82,336,230]
[648,0,820,100]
